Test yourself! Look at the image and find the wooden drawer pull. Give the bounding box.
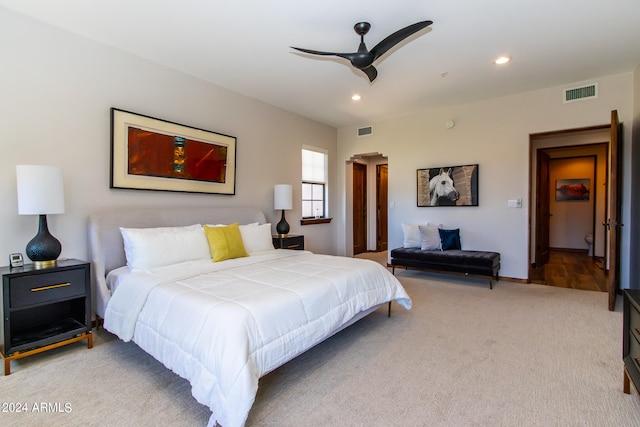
[31,283,71,292]
[287,244,301,248]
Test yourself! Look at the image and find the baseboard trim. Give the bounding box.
[505,277,528,284]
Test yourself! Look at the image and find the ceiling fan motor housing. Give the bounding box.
[354,22,371,36]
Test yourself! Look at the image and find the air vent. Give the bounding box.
[357,126,373,137]
[563,83,598,103]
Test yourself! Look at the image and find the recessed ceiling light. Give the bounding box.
[352,94,362,101]
[494,56,512,65]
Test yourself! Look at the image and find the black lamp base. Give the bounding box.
[26,214,62,269]
[276,209,290,235]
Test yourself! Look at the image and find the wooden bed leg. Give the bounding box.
[388,301,391,317]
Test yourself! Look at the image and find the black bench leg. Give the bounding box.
[392,265,396,275]
[489,279,493,290]
[388,301,391,317]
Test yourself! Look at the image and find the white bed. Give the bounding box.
[88,206,411,427]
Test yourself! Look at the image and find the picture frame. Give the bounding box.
[555,178,590,201]
[110,108,236,195]
[417,164,478,207]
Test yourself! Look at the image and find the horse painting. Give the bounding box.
[417,164,478,207]
[428,168,459,206]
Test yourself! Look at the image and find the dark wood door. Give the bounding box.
[535,150,551,267]
[376,164,388,251]
[353,162,367,255]
[607,110,622,311]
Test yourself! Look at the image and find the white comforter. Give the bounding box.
[104,250,411,427]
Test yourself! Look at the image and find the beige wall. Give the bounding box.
[0,9,339,262]
[337,73,634,283]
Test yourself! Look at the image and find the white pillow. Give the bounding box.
[419,224,442,251]
[402,222,442,248]
[401,223,423,248]
[207,222,259,228]
[120,224,210,270]
[240,223,274,253]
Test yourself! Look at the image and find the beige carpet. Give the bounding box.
[2,264,640,426]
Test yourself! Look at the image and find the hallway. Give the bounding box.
[529,249,607,292]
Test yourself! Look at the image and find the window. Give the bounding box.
[302,147,327,219]
[302,182,324,218]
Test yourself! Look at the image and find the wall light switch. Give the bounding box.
[507,198,522,208]
[390,201,396,209]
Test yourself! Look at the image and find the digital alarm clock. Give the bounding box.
[10,253,23,268]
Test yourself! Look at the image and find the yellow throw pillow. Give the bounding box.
[203,223,249,262]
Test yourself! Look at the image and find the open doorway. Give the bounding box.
[529,112,622,310]
[346,153,388,257]
[529,129,609,292]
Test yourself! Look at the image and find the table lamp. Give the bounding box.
[274,184,292,235]
[16,165,65,268]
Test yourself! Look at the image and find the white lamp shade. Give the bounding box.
[16,165,65,215]
[274,184,292,210]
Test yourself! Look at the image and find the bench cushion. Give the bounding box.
[391,248,499,268]
[390,247,500,281]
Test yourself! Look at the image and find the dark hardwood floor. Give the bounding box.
[529,249,607,292]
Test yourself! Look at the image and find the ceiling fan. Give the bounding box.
[291,20,433,82]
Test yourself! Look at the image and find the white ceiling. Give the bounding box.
[2,0,640,128]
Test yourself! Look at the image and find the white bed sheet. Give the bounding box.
[104,250,411,427]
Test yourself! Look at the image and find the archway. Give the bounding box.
[345,152,388,257]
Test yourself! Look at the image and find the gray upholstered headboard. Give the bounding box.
[88,206,267,318]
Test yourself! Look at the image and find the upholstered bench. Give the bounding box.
[390,247,501,289]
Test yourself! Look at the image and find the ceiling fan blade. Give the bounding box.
[291,46,362,67]
[370,20,433,61]
[361,65,378,82]
[290,46,345,57]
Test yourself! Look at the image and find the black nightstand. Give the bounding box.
[624,290,640,397]
[272,234,305,250]
[0,259,92,375]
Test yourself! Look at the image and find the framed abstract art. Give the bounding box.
[111,108,236,195]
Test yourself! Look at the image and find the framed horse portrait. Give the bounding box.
[417,164,479,207]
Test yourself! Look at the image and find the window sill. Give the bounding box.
[300,217,332,226]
